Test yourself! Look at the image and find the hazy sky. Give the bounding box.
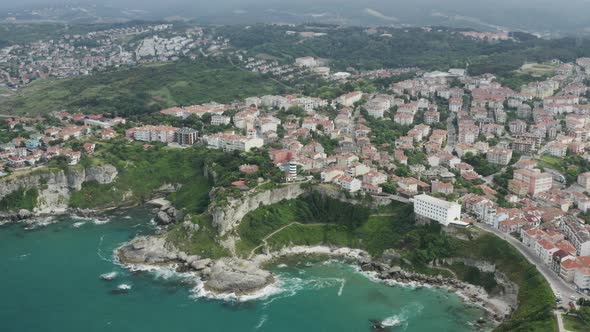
[2,0,590,34]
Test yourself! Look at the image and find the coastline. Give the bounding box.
[115,238,512,327]
[254,245,511,324]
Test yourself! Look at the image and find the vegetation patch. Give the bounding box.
[0,188,38,211]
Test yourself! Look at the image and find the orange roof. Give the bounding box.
[561,259,581,269]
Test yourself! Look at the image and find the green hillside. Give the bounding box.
[1,59,282,116]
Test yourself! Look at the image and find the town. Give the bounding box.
[3,52,590,305]
[0,23,229,90]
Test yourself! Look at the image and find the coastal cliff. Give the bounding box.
[210,184,307,235]
[0,165,118,214]
[209,183,391,235]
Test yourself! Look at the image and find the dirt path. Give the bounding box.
[247,222,326,259]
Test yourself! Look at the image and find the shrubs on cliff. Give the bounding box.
[0,188,38,211]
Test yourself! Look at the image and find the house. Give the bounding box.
[362,184,383,194]
[431,181,454,195]
[83,143,96,154]
[336,175,362,192]
[363,171,388,186]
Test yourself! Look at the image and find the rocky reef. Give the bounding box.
[117,236,274,295]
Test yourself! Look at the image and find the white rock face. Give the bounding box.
[0,165,118,213]
[210,184,306,235]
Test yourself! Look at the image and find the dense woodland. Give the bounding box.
[218,25,590,75]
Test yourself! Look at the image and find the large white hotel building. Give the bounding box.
[413,194,462,226]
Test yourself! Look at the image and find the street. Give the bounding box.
[474,223,588,303]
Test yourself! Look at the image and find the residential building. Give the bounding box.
[211,115,231,126]
[560,216,590,256]
[337,175,362,193]
[513,168,552,195]
[431,181,454,195]
[574,268,590,290]
[175,128,199,146]
[486,148,513,165]
[203,131,264,152]
[127,125,177,143]
[578,172,590,190]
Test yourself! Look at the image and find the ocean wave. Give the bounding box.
[24,217,57,230]
[97,235,112,262]
[72,221,86,228]
[337,278,346,296]
[255,314,268,330]
[70,214,111,225]
[191,277,284,303]
[381,303,425,328]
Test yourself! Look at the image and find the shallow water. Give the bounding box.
[0,209,486,332]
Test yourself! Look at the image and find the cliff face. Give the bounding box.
[209,183,391,235]
[210,184,306,235]
[0,165,118,213]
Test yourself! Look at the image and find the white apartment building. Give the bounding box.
[413,194,462,226]
[486,148,513,165]
[211,115,231,126]
[203,132,264,152]
[336,175,362,192]
[560,216,590,256]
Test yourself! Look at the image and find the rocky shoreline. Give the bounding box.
[115,236,514,327]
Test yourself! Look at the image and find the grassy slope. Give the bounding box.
[69,143,213,210]
[1,59,281,116]
[563,315,588,332]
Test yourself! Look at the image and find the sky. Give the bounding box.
[2,0,590,34]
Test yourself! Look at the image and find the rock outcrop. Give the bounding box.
[116,236,275,295]
[203,258,274,294]
[0,165,118,214]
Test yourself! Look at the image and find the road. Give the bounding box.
[555,311,565,332]
[371,193,410,204]
[474,223,587,303]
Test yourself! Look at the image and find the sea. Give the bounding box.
[0,208,488,332]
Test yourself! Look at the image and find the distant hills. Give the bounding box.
[2,1,590,37]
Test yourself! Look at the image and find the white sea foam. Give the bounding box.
[117,283,132,290]
[337,279,346,296]
[255,314,268,330]
[277,263,288,268]
[100,272,118,280]
[24,217,57,230]
[93,218,111,225]
[69,214,110,225]
[72,221,86,228]
[123,216,132,219]
[191,277,284,302]
[381,303,424,328]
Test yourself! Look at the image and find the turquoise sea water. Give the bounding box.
[0,209,486,332]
